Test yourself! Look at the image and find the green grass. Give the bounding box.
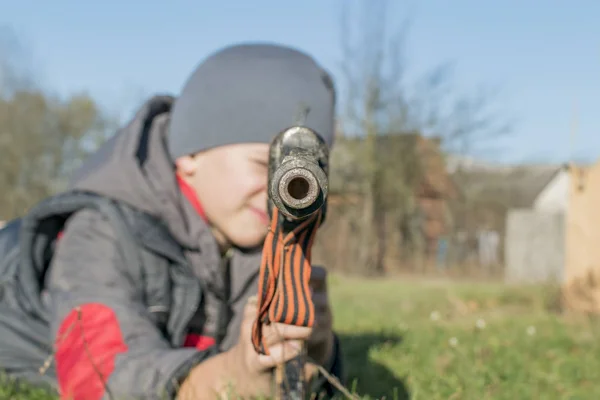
[3,275,600,399]
[330,275,600,400]
[0,376,58,400]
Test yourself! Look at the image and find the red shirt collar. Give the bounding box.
[176,175,207,222]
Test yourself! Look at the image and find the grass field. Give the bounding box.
[330,275,600,400]
[2,275,600,399]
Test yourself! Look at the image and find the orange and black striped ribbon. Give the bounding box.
[251,206,323,355]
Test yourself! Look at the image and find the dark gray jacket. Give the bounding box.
[0,96,343,399]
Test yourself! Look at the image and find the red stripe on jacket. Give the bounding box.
[55,304,128,400]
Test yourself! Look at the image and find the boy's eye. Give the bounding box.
[252,156,268,165]
[252,159,268,170]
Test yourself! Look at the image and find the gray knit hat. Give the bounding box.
[167,42,336,160]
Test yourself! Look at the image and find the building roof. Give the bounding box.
[452,164,565,208]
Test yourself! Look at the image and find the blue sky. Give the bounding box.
[2,0,599,164]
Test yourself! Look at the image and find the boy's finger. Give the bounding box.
[262,323,313,346]
[271,323,313,340]
[243,296,259,317]
[257,340,303,368]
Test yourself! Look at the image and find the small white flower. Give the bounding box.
[448,337,458,347]
[526,326,536,336]
[475,319,486,330]
[430,311,441,321]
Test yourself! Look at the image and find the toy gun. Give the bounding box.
[251,122,330,400]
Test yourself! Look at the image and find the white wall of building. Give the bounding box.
[533,168,569,213]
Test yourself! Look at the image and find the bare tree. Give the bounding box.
[338,0,408,275]
[337,0,513,275]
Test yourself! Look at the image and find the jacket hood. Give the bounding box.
[69,95,210,252]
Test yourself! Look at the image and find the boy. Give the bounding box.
[1,43,343,399]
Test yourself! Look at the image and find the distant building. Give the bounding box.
[503,164,585,283]
[450,161,569,280]
[532,165,570,213]
[448,162,564,238]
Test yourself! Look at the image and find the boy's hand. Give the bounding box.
[226,295,314,397]
[179,296,312,399]
[180,268,334,399]
[225,266,335,396]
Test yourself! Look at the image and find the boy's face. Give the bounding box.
[176,143,270,250]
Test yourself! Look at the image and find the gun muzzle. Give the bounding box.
[267,126,329,221]
[269,154,327,221]
[278,165,320,210]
